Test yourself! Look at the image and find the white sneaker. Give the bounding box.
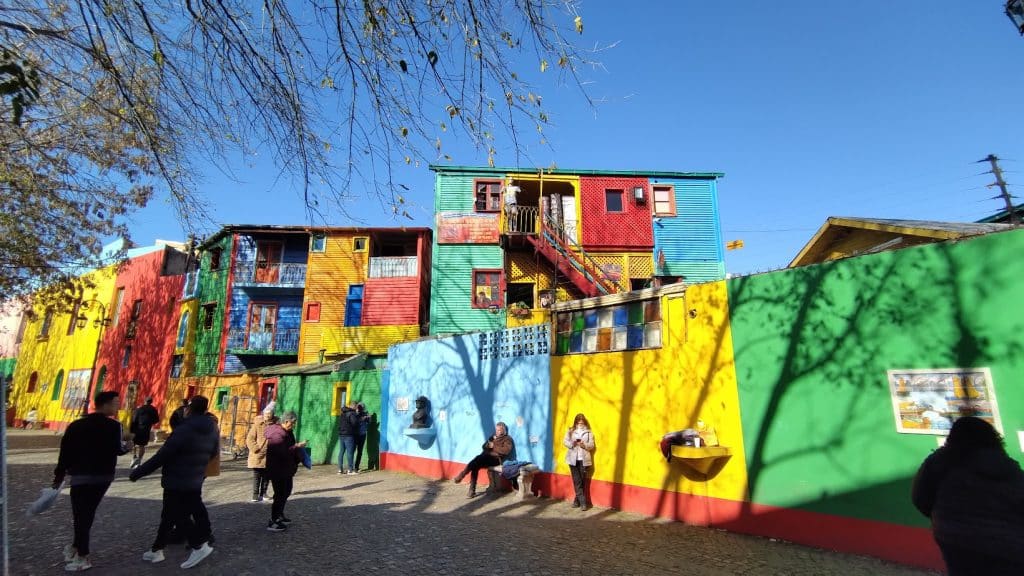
[180,543,213,569]
[63,544,77,562]
[64,556,92,571]
[142,549,165,563]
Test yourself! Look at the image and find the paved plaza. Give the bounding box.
[5,431,938,575]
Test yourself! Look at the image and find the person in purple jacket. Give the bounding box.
[264,411,306,532]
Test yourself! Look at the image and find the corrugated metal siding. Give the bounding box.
[363,277,419,325]
[325,326,420,355]
[299,232,368,363]
[579,176,653,249]
[194,235,233,376]
[436,172,497,212]
[650,178,725,282]
[429,243,504,334]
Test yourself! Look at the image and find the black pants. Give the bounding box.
[270,476,293,521]
[569,461,592,506]
[251,468,269,499]
[940,542,1023,576]
[151,489,211,551]
[462,453,501,484]
[70,483,110,557]
[354,434,367,470]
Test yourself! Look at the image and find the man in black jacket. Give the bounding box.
[130,395,219,569]
[337,402,360,475]
[129,396,160,468]
[53,390,130,572]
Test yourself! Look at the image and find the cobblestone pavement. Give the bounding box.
[6,430,938,576]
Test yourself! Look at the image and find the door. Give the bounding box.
[255,241,282,283]
[344,285,364,327]
[561,195,578,244]
[248,303,278,350]
[258,380,277,410]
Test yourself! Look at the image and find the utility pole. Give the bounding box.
[980,154,1020,225]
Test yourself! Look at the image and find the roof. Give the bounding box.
[789,217,1013,268]
[428,164,724,180]
[199,224,431,249]
[977,203,1024,223]
[243,353,367,376]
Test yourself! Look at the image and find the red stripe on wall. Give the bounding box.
[217,234,239,373]
[381,452,943,571]
[363,277,419,325]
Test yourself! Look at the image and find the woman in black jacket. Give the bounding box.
[911,416,1024,575]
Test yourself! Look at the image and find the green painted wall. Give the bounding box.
[728,228,1024,527]
[194,234,233,376]
[0,358,15,380]
[277,369,383,467]
[430,172,506,335]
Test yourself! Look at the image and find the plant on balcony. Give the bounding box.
[509,302,533,318]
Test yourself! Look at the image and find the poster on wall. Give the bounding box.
[887,368,1001,435]
[436,212,500,244]
[61,369,93,410]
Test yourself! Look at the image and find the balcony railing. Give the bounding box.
[226,328,300,353]
[232,262,306,287]
[503,205,540,235]
[368,256,418,278]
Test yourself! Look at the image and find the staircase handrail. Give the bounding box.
[539,220,620,294]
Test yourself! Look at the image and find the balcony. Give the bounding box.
[369,256,418,278]
[502,206,540,235]
[232,262,306,288]
[226,328,300,354]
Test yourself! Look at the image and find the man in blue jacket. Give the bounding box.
[130,395,219,569]
[52,391,130,572]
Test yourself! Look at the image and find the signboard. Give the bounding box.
[887,368,1001,434]
[61,369,93,410]
[436,212,500,244]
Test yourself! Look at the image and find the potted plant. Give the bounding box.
[509,301,533,318]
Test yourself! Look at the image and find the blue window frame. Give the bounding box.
[344,285,364,327]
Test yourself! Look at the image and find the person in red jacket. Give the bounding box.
[52,391,130,572]
[264,411,306,531]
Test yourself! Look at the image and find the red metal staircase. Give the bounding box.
[525,223,618,298]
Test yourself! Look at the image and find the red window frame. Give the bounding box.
[305,302,321,322]
[605,189,625,213]
[652,184,677,216]
[473,179,503,213]
[472,269,505,309]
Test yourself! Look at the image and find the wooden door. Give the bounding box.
[255,242,282,283]
[248,303,278,350]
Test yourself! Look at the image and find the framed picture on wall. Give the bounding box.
[887,367,1002,435]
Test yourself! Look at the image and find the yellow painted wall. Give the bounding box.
[10,265,118,425]
[551,280,748,502]
[299,233,369,363]
[319,325,421,356]
[176,300,199,377]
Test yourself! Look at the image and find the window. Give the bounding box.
[111,287,125,327]
[472,270,503,309]
[170,355,184,378]
[38,310,53,339]
[331,383,349,416]
[122,346,132,368]
[209,247,223,271]
[51,370,64,401]
[605,189,624,213]
[353,237,368,252]
[305,302,321,322]
[176,311,190,347]
[201,303,217,330]
[131,299,143,320]
[344,285,363,327]
[554,298,662,355]
[214,387,230,410]
[507,283,535,309]
[27,371,38,393]
[247,303,278,350]
[258,380,276,410]
[652,185,676,216]
[473,179,502,212]
[311,233,326,253]
[66,300,82,335]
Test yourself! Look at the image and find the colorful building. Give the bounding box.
[428,165,724,335]
[92,243,190,425]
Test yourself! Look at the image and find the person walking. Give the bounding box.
[129,396,160,469]
[562,413,597,511]
[168,398,189,430]
[52,391,130,572]
[337,402,359,475]
[353,403,371,473]
[130,395,220,569]
[246,401,276,502]
[912,416,1024,575]
[264,411,307,531]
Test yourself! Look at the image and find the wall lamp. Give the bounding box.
[633,186,645,203]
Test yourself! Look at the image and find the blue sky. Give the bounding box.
[128,2,1024,275]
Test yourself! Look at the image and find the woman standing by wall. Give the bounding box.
[563,413,596,511]
[245,402,275,502]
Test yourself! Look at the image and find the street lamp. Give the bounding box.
[1008,0,1024,35]
[76,300,110,416]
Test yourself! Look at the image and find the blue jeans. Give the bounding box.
[338,435,356,472]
